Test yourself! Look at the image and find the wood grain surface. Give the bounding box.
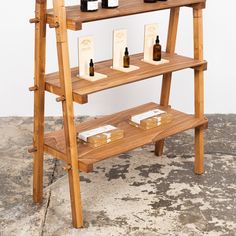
[46,0,206,30]
[45,52,207,104]
[44,102,208,172]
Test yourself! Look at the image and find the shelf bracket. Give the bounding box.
[29,85,39,92]
[29,18,40,24]
[63,164,72,171]
[28,147,37,153]
[56,96,66,102]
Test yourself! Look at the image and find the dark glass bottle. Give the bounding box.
[153,35,161,61]
[102,0,119,8]
[144,0,157,3]
[81,0,98,12]
[123,47,130,68]
[89,59,95,76]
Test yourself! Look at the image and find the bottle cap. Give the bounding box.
[156,35,160,44]
[125,47,129,56]
[90,59,94,66]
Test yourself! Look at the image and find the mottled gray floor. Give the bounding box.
[0,115,235,236]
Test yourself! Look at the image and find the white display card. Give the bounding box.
[143,23,169,65]
[112,29,140,73]
[78,36,94,77]
[78,36,107,81]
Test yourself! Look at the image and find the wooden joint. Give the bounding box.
[49,22,60,29]
[28,147,37,153]
[78,162,93,173]
[63,164,72,171]
[56,96,65,102]
[191,62,208,71]
[29,85,38,92]
[186,2,206,10]
[202,118,208,130]
[29,18,40,24]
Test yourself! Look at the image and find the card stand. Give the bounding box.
[111,65,140,73]
[141,58,169,66]
[79,72,108,82]
[78,36,108,82]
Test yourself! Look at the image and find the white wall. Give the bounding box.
[0,0,235,116]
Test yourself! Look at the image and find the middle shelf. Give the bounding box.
[45,52,207,104]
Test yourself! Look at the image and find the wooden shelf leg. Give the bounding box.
[155,7,180,156]
[53,0,83,228]
[193,8,204,174]
[32,0,47,203]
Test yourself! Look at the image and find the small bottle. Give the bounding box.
[144,0,157,3]
[123,47,130,68]
[89,59,95,76]
[81,0,98,12]
[153,35,162,61]
[102,0,119,8]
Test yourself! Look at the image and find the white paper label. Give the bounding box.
[108,0,119,7]
[87,1,98,10]
[131,109,166,125]
[78,36,94,76]
[78,125,117,142]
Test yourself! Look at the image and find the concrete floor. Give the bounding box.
[0,115,235,236]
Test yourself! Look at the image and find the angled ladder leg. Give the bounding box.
[155,7,180,156]
[53,0,83,228]
[32,0,47,203]
[193,8,204,174]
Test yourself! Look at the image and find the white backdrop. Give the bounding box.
[0,0,235,116]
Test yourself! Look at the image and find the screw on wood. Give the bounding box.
[29,18,40,24]
[28,147,37,153]
[49,22,60,28]
[63,165,72,171]
[29,85,38,92]
[56,96,65,102]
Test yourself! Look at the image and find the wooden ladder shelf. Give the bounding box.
[29,0,207,228]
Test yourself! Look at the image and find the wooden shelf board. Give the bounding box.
[46,0,206,31]
[44,102,208,172]
[45,53,207,104]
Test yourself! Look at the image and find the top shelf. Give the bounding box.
[46,0,206,31]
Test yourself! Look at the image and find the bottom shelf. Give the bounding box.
[44,103,208,172]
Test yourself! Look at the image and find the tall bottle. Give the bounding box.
[89,59,95,76]
[123,47,130,68]
[81,0,99,12]
[102,0,119,8]
[153,35,161,61]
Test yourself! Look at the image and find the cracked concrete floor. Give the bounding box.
[0,115,235,236]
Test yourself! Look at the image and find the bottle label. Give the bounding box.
[108,0,119,7]
[131,109,166,124]
[87,1,98,11]
[78,125,117,142]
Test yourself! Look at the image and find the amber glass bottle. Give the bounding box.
[102,0,119,8]
[123,47,130,68]
[81,0,98,12]
[153,35,161,61]
[89,59,95,76]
